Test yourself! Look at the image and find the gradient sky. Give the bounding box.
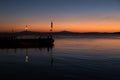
[0,0,120,32]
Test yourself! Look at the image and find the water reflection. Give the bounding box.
[0,46,54,65]
[23,47,54,65]
[25,48,29,63]
[1,37,120,80]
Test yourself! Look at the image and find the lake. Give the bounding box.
[0,35,120,80]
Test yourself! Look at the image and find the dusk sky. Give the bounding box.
[0,0,120,32]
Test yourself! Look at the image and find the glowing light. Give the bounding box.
[25,25,28,31]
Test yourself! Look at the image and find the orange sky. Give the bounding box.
[0,24,120,33]
[0,17,120,33]
[0,0,120,33]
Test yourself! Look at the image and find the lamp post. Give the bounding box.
[25,25,28,32]
[50,21,53,38]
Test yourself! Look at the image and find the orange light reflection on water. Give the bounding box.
[55,38,120,56]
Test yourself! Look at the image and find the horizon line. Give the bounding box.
[0,30,120,34]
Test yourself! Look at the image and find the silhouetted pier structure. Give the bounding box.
[0,38,54,48]
[0,22,54,48]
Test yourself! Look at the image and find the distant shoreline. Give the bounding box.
[0,31,120,35]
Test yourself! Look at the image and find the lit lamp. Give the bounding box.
[25,25,28,32]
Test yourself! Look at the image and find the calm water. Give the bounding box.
[1,36,120,80]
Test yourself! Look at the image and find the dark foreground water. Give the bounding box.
[1,36,120,80]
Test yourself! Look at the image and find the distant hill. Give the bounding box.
[0,30,120,36]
